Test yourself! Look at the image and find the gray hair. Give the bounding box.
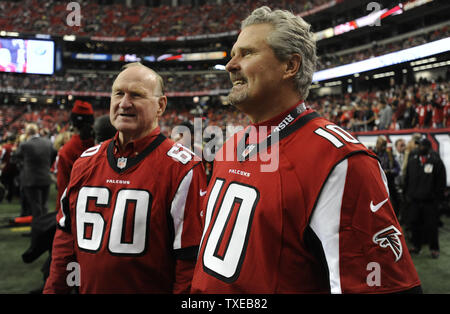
[242,6,317,100]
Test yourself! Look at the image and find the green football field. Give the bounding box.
[0,185,449,293]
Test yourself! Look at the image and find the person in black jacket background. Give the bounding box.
[404,138,447,259]
[14,123,57,220]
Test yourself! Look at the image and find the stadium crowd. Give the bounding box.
[0,71,232,95]
[311,80,450,131]
[1,80,449,147]
[0,0,334,38]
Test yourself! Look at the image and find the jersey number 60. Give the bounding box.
[76,187,151,256]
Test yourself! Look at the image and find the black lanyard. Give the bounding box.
[236,102,314,161]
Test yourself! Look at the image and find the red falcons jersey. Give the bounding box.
[46,133,206,293]
[55,134,95,213]
[416,103,432,127]
[191,108,420,294]
[444,102,450,127]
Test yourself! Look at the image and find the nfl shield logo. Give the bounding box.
[117,157,127,169]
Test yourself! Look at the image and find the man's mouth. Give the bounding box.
[231,73,247,86]
[232,80,247,86]
[119,113,135,118]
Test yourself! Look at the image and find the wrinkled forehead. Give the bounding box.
[112,67,159,94]
[112,79,148,95]
[231,23,273,55]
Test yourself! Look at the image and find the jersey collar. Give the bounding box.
[236,102,319,161]
[108,128,166,173]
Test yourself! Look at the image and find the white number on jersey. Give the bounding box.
[314,124,360,148]
[76,187,151,255]
[80,144,101,157]
[200,179,259,282]
[167,143,194,164]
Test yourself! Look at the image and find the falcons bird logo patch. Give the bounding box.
[372,225,403,262]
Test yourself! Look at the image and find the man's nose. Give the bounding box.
[119,93,133,108]
[225,56,240,73]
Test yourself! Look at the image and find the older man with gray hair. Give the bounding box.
[191,6,421,294]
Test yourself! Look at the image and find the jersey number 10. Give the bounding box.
[200,179,260,283]
[314,124,360,148]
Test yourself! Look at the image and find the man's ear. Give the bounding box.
[157,95,167,117]
[283,53,302,80]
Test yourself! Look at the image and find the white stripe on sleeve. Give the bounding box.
[170,169,193,250]
[310,159,348,294]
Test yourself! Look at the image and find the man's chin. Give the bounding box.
[227,92,248,107]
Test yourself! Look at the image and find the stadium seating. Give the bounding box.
[0,0,449,144]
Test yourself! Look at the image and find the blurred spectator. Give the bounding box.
[404,138,447,259]
[377,99,393,130]
[0,134,18,203]
[398,132,421,231]
[55,100,95,217]
[171,120,195,151]
[14,123,57,219]
[444,92,450,128]
[416,95,433,129]
[13,133,31,217]
[394,138,407,221]
[53,131,74,152]
[431,92,445,129]
[373,135,401,216]
[357,102,375,131]
[402,100,417,129]
[93,114,116,144]
[394,138,407,181]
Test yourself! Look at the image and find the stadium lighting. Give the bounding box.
[324,81,342,87]
[313,37,450,82]
[214,64,226,71]
[373,71,395,79]
[410,57,437,66]
[63,35,77,41]
[412,60,450,71]
[5,32,19,37]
